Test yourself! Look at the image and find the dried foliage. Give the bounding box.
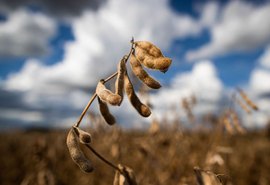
[1,130,269,185]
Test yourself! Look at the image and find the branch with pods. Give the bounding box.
[66,38,172,184]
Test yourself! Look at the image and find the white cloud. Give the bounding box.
[187,1,270,61]
[250,45,270,96]
[0,108,44,123]
[250,69,270,95]
[5,0,204,92]
[247,46,270,128]
[0,8,56,57]
[2,0,206,127]
[150,60,223,121]
[199,2,219,27]
[259,45,270,68]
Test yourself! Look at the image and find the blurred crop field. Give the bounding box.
[1,124,270,185]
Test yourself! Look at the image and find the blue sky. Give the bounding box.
[0,0,270,129]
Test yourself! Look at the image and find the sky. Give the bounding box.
[0,0,270,130]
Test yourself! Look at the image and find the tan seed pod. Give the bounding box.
[235,97,251,114]
[96,80,122,106]
[135,41,163,58]
[136,52,172,73]
[124,72,151,117]
[222,115,234,135]
[73,127,92,144]
[135,47,148,63]
[115,57,127,105]
[20,174,35,185]
[113,164,137,185]
[229,110,246,134]
[37,169,55,185]
[148,118,160,135]
[134,41,172,72]
[66,128,94,173]
[98,97,116,125]
[130,53,161,89]
[237,88,258,111]
[181,98,195,123]
[194,167,222,185]
[113,170,121,185]
[181,98,189,110]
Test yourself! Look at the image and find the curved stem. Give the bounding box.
[74,38,135,128]
[85,144,122,173]
[75,94,97,127]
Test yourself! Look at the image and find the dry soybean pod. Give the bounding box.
[235,97,251,114]
[142,55,172,72]
[237,88,258,111]
[115,57,126,105]
[73,126,92,144]
[135,47,171,72]
[118,164,137,185]
[229,110,246,134]
[134,47,148,64]
[135,41,163,58]
[96,80,122,106]
[130,53,161,89]
[222,113,234,135]
[66,128,94,173]
[98,97,116,125]
[124,71,151,117]
[113,169,121,185]
[194,167,222,185]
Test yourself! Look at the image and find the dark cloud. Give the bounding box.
[0,0,107,17]
[257,92,270,99]
[0,89,25,109]
[0,88,83,129]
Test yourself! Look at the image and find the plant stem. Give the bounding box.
[85,144,122,173]
[74,38,135,127]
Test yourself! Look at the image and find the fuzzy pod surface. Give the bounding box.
[73,127,92,144]
[135,41,172,72]
[96,80,122,106]
[115,58,127,105]
[124,71,151,117]
[130,54,161,89]
[66,128,94,173]
[98,97,116,125]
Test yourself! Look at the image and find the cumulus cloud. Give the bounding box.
[199,2,219,27]
[247,46,270,128]
[2,0,205,127]
[250,46,270,96]
[150,60,223,122]
[0,0,106,17]
[258,45,270,69]
[4,0,204,92]
[250,69,270,96]
[186,1,270,61]
[0,9,56,57]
